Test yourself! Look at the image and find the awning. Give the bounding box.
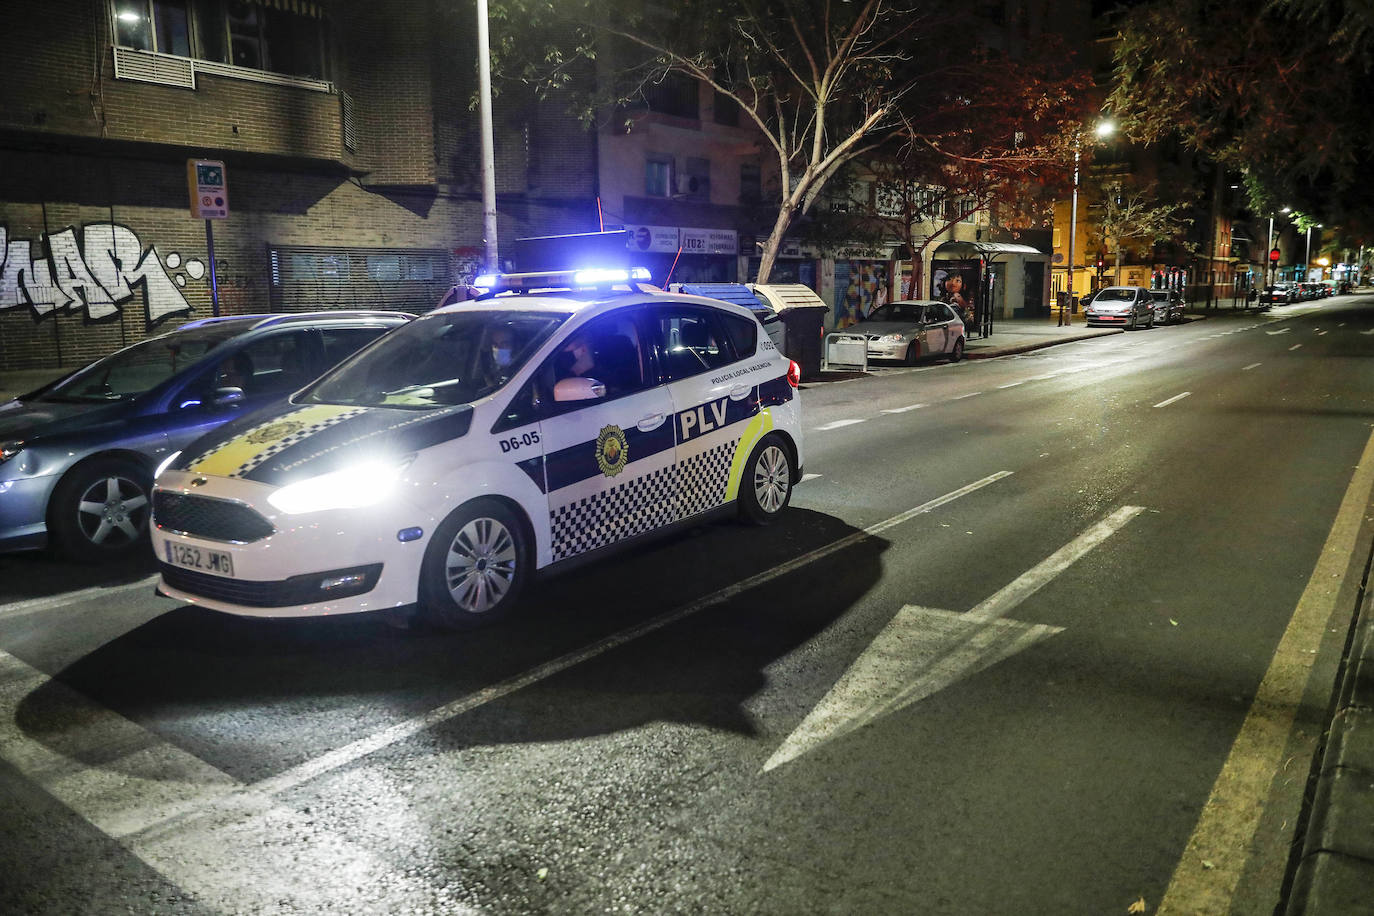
[932,241,1046,259]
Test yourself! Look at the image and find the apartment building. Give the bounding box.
[0,0,596,369]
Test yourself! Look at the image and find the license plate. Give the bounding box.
[164,541,235,577]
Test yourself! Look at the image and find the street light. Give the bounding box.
[1062,119,1115,326]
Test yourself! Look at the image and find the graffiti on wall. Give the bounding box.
[0,223,201,324]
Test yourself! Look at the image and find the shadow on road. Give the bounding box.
[15,508,887,780]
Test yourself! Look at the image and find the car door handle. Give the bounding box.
[729,384,751,401]
[637,412,666,431]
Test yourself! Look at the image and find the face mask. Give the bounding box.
[492,347,512,366]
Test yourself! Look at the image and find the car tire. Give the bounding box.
[49,458,153,563]
[949,337,965,363]
[905,340,920,366]
[738,434,793,526]
[419,498,531,629]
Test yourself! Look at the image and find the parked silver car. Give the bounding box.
[1147,289,1186,324]
[847,300,967,364]
[1083,286,1155,329]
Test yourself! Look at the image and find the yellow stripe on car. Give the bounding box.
[725,409,774,502]
[188,404,360,477]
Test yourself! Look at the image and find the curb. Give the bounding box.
[965,329,1122,359]
[1285,541,1374,916]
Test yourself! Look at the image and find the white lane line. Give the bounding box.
[1154,392,1192,408]
[813,418,867,431]
[881,404,927,414]
[997,381,1025,389]
[0,651,463,913]
[1317,330,1328,336]
[800,473,822,483]
[1241,363,1262,371]
[1158,428,1374,914]
[764,505,1143,771]
[1289,344,1303,351]
[140,472,1017,826]
[1266,328,1291,335]
[949,391,982,400]
[0,576,160,620]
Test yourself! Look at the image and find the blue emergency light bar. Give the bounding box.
[471,267,654,296]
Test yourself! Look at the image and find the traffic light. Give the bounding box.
[1095,256,1104,271]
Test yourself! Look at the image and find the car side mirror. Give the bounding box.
[553,377,606,402]
[213,387,245,406]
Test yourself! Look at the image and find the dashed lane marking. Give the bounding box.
[950,392,982,400]
[881,404,927,414]
[1242,363,1262,371]
[814,419,867,431]
[1154,392,1192,408]
[1289,344,1303,351]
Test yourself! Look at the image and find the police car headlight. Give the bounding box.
[267,454,416,515]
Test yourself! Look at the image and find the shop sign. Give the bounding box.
[625,225,681,253]
[680,227,738,255]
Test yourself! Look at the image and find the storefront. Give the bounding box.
[623,224,740,285]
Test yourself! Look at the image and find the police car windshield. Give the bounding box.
[301,310,568,409]
[38,323,249,403]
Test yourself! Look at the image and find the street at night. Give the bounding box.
[3,297,1371,913]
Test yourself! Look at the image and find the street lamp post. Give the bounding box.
[476,0,499,272]
[1061,120,1114,327]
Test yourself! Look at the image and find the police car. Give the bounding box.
[151,267,804,627]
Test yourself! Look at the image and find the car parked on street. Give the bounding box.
[1147,289,1186,325]
[843,300,967,364]
[151,267,805,628]
[0,310,412,561]
[1083,286,1155,329]
[1259,285,1292,307]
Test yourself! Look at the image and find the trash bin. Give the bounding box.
[750,284,830,379]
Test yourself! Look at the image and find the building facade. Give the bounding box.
[0,0,597,371]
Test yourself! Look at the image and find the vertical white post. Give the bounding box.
[476,0,499,272]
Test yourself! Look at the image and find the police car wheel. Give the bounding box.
[739,435,793,526]
[49,458,152,563]
[420,499,530,628]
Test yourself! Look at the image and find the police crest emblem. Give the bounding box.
[246,420,305,446]
[595,424,629,477]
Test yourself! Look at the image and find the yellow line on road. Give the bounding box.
[1158,428,1374,914]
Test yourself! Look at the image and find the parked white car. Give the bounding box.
[844,300,967,364]
[1083,286,1155,329]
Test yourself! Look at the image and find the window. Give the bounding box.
[646,156,672,198]
[740,163,761,205]
[641,73,699,119]
[719,312,758,357]
[112,0,330,80]
[681,157,711,202]
[713,91,740,127]
[114,0,189,55]
[651,308,736,381]
[514,312,650,423]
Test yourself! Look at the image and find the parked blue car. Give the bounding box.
[0,310,411,561]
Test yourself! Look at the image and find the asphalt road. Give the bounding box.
[3,296,1372,914]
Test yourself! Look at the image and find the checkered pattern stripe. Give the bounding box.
[230,408,368,478]
[551,465,681,562]
[679,441,738,519]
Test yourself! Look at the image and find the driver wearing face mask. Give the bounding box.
[484,326,518,387]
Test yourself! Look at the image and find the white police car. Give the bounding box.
[151,267,804,627]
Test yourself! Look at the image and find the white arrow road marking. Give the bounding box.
[814,418,866,431]
[1154,392,1191,408]
[1266,328,1291,335]
[800,473,822,483]
[763,506,1145,771]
